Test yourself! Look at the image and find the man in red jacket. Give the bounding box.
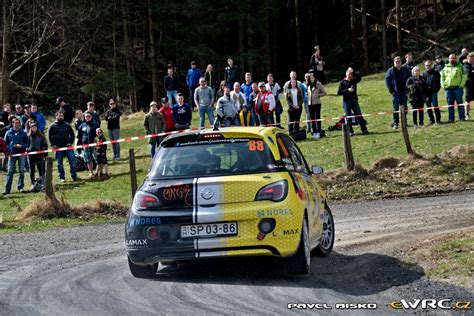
[254,82,276,126]
[158,97,176,132]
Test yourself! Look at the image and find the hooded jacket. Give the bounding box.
[4,127,29,154]
[441,61,467,89]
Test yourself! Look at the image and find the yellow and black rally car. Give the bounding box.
[125,127,334,277]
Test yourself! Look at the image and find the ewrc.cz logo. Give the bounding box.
[287,303,377,310]
[390,299,472,310]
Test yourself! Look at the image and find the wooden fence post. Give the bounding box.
[400,104,414,155]
[45,157,58,202]
[342,123,355,171]
[129,148,137,199]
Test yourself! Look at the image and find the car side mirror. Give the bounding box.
[311,165,324,175]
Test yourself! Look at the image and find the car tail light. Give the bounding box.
[146,227,160,240]
[133,192,160,210]
[255,180,288,202]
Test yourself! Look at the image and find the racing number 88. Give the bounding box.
[249,140,264,151]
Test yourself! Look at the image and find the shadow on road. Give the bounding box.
[151,251,424,296]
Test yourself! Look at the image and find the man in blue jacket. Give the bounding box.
[31,104,46,132]
[3,117,29,195]
[77,111,98,178]
[186,61,201,110]
[385,56,410,129]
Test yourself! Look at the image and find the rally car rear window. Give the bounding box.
[148,138,278,179]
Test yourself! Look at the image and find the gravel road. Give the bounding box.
[1,192,473,315]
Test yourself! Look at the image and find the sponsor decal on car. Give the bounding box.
[125,239,148,249]
[257,209,293,217]
[128,217,162,227]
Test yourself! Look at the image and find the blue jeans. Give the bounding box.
[445,88,465,121]
[426,91,441,123]
[392,92,407,125]
[55,149,77,180]
[109,129,120,159]
[5,155,26,192]
[343,100,367,132]
[189,85,198,107]
[223,116,240,127]
[166,90,178,105]
[199,105,215,128]
[149,140,160,158]
[304,101,311,130]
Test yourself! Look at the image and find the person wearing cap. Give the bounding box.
[440,53,467,122]
[144,101,166,158]
[164,66,179,106]
[186,61,202,109]
[434,55,445,72]
[464,52,474,120]
[3,117,29,194]
[158,97,176,132]
[224,57,240,89]
[254,82,276,126]
[56,97,74,124]
[194,77,215,128]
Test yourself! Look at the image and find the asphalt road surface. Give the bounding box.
[1,192,473,315]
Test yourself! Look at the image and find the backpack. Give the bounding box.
[289,129,307,141]
[31,176,45,192]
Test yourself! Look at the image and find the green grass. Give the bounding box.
[0,72,472,231]
[427,236,474,280]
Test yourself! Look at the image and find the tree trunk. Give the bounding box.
[112,3,117,98]
[147,0,159,102]
[238,18,245,76]
[381,0,388,68]
[415,0,419,50]
[396,0,402,52]
[361,0,369,72]
[294,0,302,75]
[263,2,271,75]
[350,0,357,56]
[312,0,318,45]
[120,0,137,112]
[272,0,278,73]
[1,0,11,104]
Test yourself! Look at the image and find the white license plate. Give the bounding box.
[181,222,238,238]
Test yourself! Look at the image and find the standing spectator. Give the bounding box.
[186,61,202,108]
[241,73,255,126]
[307,73,327,138]
[31,104,46,132]
[241,72,253,102]
[21,104,33,130]
[158,97,176,132]
[216,87,239,127]
[86,101,101,127]
[385,56,410,129]
[56,97,74,124]
[406,66,427,127]
[230,82,246,126]
[309,45,326,84]
[463,52,474,120]
[3,117,29,194]
[254,82,275,126]
[337,67,369,136]
[77,111,98,178]
[14,104,24,121]
[216,80,226,100]
[422,60,442,124]
[74,110,84,131]
[458,48,469,64]
[224,57,240,89]
[285,79,304,133]
[434,55,445,72]
[27,124,47,189]
[204,64,217,98]
[1,103,12,125]
[302,73,312,132]
[194,77,215,128]
[105,98,122,160]
[440,53,467,122]
[164,66,179,106]
[266,73,283,128]
[249,82,260,126]
[94,128,108,178]
[172,93,192,130]
[144,101,166,158]
[283,71,303,93]
[403,52,416,73]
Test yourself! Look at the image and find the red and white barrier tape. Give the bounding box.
[2,102,470,158]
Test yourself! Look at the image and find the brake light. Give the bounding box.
[255,180,288,202]
[134,192,160,209]
[202,133,222,139]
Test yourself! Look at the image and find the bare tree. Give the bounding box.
[1,0,12,103]
[361,0,369,72]
[294,0,302,75]
[381,0,388,68]
[396,0,402,52]
[147,0,159,102]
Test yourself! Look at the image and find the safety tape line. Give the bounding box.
[2,102,470,158]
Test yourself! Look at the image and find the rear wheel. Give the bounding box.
[128,256,158,278]
[287,217,311,275]
[313,205,334,257]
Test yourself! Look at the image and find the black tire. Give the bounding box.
[128,256,158,279]
[286,217,311,275]
[313,205,334,257]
